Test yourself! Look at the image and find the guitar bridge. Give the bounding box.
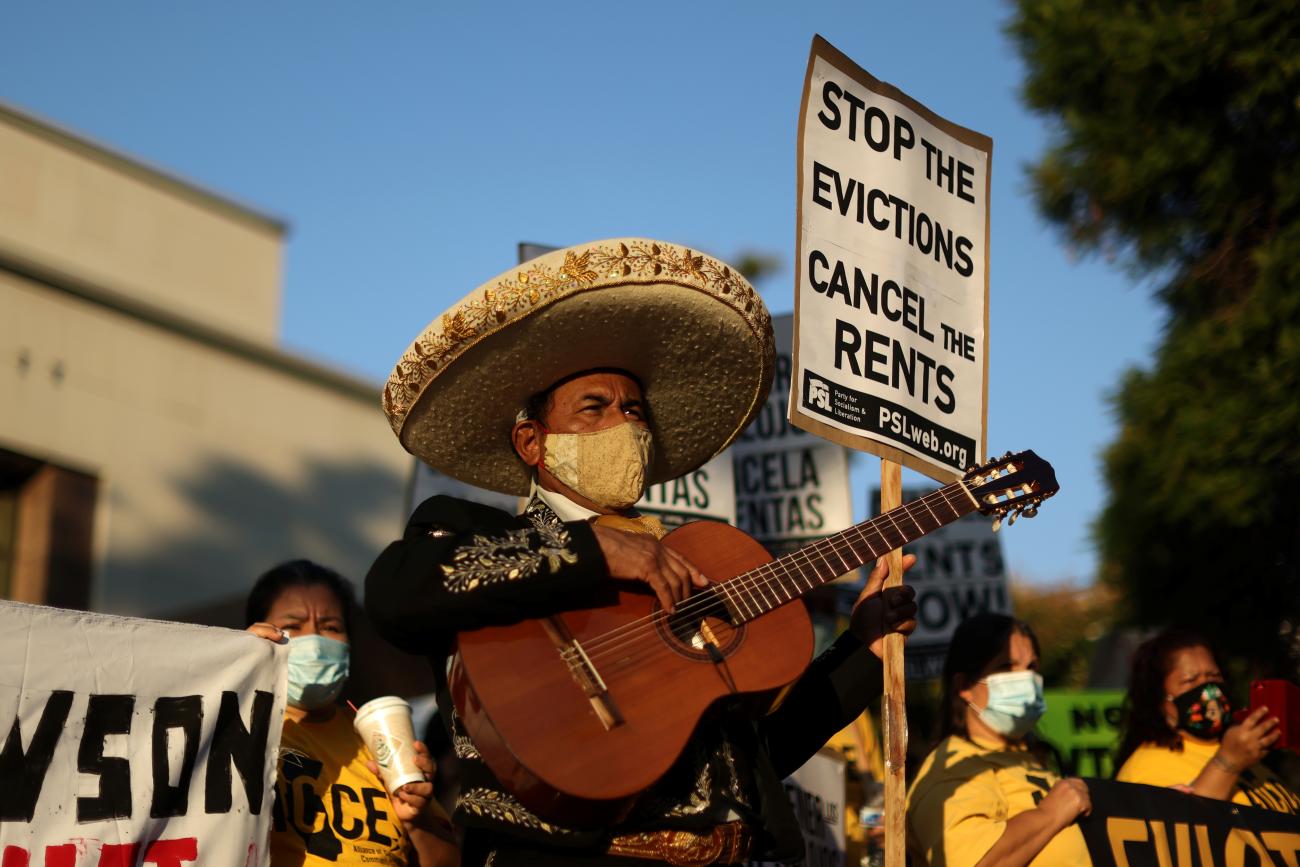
[540,616,624,731]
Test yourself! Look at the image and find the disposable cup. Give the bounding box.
[353,696,425,793]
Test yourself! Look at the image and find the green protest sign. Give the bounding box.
[1037,689,1125,778]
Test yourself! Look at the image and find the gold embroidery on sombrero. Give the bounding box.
[439,498,577,592]
[383,240,770,430]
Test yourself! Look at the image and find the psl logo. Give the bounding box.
[808,377,831,410]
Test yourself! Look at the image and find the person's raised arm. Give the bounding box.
[1187,706,1280,800]
[760,554,917,777]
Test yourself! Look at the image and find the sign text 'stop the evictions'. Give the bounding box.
[791,35,991,482]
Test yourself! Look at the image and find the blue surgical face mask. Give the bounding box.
[286,634,350,710]
[972,670,1046,740]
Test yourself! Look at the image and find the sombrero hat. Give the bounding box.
[384,238,775,496]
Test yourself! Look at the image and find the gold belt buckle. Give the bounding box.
[606,822,752,866]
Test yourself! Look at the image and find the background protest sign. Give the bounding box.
[790,35,991,483]
[0,601,287,865]
[751,748,847,867]
[1078,780,1300,866]
[871,485,1009,681]
[638,451,736,531]
[1036,689,1124,778]
[734,313,852,558]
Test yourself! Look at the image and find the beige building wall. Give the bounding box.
[0,101,284,344]
[0,102,410,617]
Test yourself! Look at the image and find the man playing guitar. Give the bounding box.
[367,238,919,866]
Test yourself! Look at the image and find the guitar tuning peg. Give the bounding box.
[1008,509,1020,526]
[1023,506,1039,519]
[991,516,1002,532]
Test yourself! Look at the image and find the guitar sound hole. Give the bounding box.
[657,585,745,660]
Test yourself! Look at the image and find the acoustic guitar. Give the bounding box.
[451,450,1058,825]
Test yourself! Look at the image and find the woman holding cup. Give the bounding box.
[247,559,460,867]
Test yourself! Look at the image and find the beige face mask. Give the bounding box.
[542,422,654,510]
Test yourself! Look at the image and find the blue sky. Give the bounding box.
[2,1,1163,584]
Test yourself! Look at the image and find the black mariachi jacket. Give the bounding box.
[365,493,885,860]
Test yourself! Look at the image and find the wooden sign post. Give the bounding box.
[880,459,907,867]
[789,35,992,867]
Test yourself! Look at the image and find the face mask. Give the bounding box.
[1169,681,1231,739]
[286,634,350,710]
[971,670,1046,739]
[542,422,654,510]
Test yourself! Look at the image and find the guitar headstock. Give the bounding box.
[963,450,1059,530]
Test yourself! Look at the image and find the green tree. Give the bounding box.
[1008,0,1300,674]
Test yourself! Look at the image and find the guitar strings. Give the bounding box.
[564,489,974,679]
[564,485,973,669]
[566,484,969,666]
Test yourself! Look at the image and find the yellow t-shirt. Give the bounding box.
[906,734,1091,867]
[1116,736,1300,814]
[270,708,425,866]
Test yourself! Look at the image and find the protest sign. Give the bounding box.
[752,748,847,867]
[870,485,1009,681]
[734,313,852,558]
[1078,780,1300,866]
[638,451,736,531]
[790,35,991,482]
[0,601,287,865]
[1037,689,1124,778]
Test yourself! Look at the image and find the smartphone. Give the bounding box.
[1232,680,1300,753]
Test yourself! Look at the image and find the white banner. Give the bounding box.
[0,601,287,865]
[734,313,852,556]
[791,36,991,482]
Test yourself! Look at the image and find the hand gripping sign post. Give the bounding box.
[791,36,992,866]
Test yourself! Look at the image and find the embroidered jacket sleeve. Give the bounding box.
[757,630,885,779]
[365,494,609,656]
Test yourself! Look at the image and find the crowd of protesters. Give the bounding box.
[240,557,1298,867]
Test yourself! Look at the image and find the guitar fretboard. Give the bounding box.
[719,481,979,623]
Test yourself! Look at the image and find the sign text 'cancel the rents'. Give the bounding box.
[791,36,991,482]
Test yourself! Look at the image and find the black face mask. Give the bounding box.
[1169,681,1232,739]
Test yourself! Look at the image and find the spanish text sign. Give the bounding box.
[791,36,991,482]
[0,601,287,865]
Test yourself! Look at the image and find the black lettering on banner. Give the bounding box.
[1079,780,1300,867]
[78,694,135,822]
[0,689,74,821]
[362,787,394,846]
[205,689,274,814]
[331,784,364,839]
[151,695,203,818]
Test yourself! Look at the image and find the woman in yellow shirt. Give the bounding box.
[247,560,460,866]
[1114,630,1299,814]
[906,613,1091,867]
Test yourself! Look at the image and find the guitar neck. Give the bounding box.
[721,480,980,623]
